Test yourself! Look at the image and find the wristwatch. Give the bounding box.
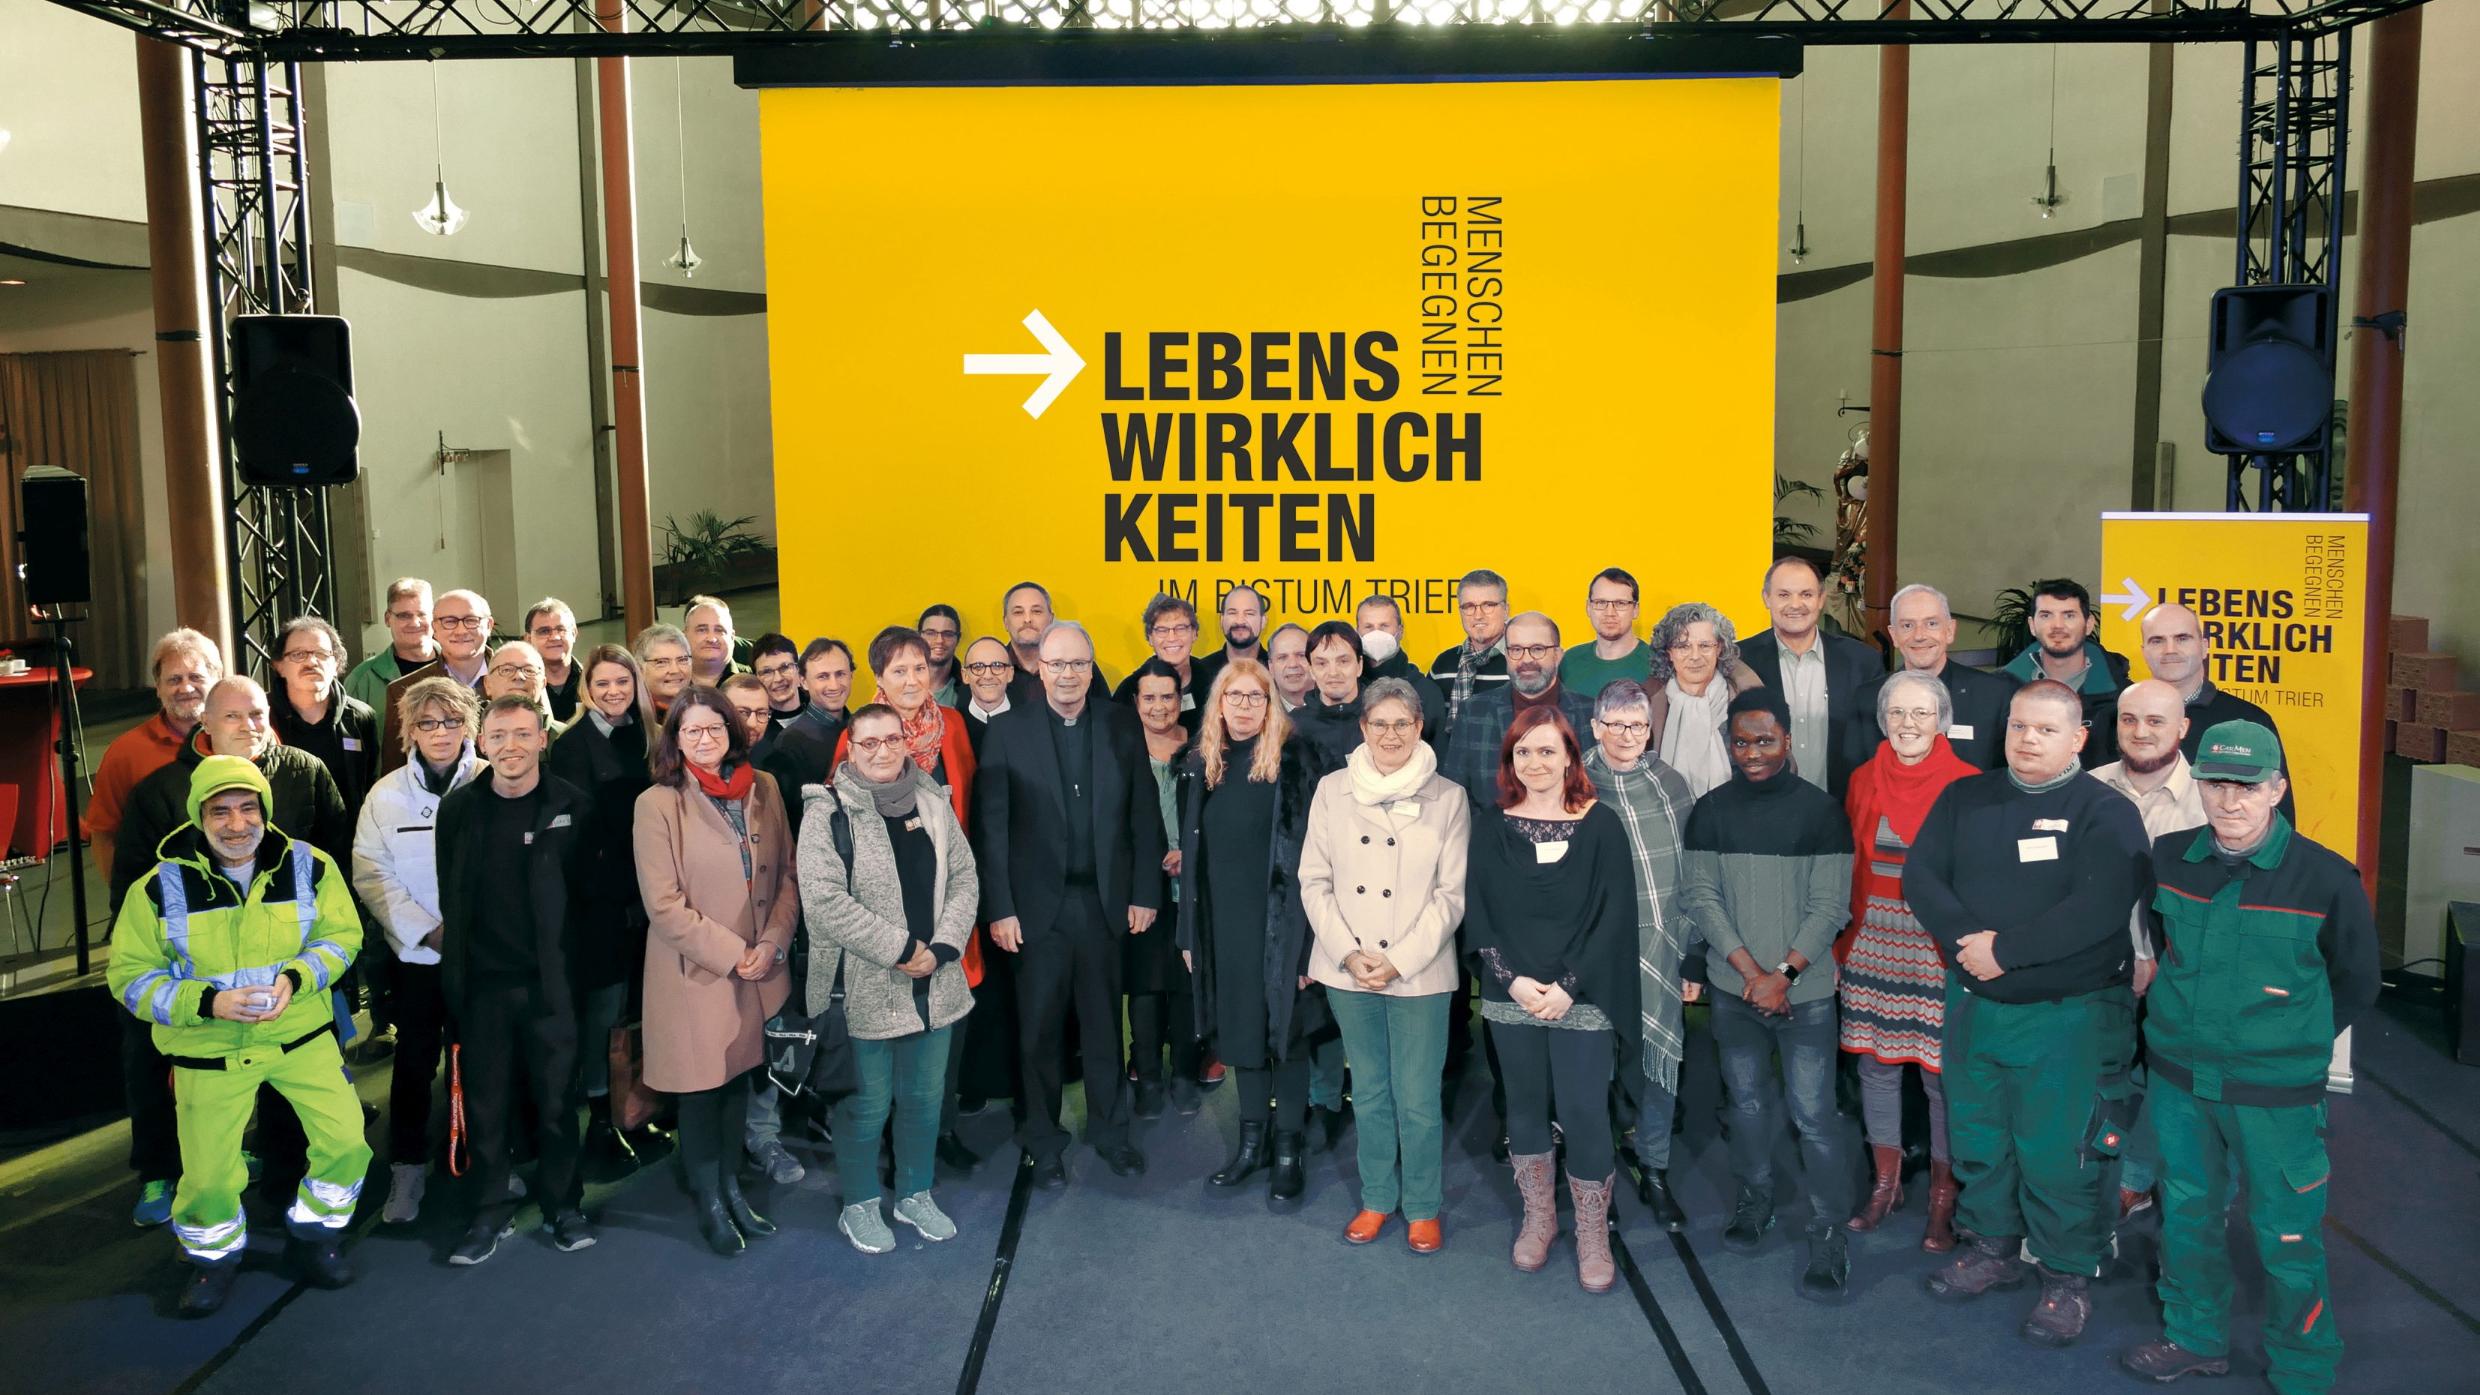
[1774,959,1802,985]
[772,944,788,965]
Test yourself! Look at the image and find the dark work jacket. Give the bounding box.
[1295,689,1367,776]
[436,772,594,1021]
[112,733,351,915]
[2001,642,2133,768]
[767,705,848,807]
[269,685,381,823]
[1845,661,2020,777]
[1174,735,1326,1063]
[1363,651,1447,739]
[1738,628,1884,798]
[544,715,650,990]
[545,664,582,725]
[973,700,1164,937]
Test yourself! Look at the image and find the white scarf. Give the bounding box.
[1345,740,1437,807]
[1660,677,1734,797]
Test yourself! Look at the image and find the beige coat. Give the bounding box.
[633,775,799,1093]
[1298,766,1470,998]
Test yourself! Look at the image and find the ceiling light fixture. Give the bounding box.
[413,66,468,236]
[2032,47,2068,220]
[1789,76,1809,265]
[664,57,702,278]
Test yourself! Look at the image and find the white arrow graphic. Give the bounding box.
[2099,576,2153,622]
[963,310,1085,419]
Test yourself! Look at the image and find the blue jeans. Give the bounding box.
[1713,994,1854,1224]
[1329,990,1449,1220]
[1308,1035,1347,1111]
[832,1026,954,1202]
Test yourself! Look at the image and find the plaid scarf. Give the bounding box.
[1449,637,1502,726]
[1584,744,1694,1093]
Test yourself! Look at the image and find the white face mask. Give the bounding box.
[1358,629,1401,665]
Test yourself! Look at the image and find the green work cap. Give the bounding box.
[2193,720,2282,784]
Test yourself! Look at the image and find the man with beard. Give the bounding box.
[1428,567,1512,734]
[2000,579,2130,767]
[2126,602,2292,817]
[1906,680,2151,1349]
[1353,595,1445,738]
[1000,582,1114,704]
[1113,593,1205,733]
[1444,611,1598,810]
[1190,584,1269,695]
[380,588,495,774]
[1845,583,2020,774]
[108,756,368,1316]
[917,604,966,708]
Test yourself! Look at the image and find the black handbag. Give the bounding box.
[765,807,859,1099]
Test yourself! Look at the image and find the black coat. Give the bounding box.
[270,685,381,822]
[435,772,594,1021]
[1738,628,1884,797]
[1173,735,1327,1063]
[111,734,352,914]
[1844,661,2021,776]
[1111,664,1205,735]
[1294,690,1366,776]
[544,715,651,991]
[973,699,1165,938]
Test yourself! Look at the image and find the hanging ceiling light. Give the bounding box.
[2032,47,2068,220]
[1788,76,1809,265]
[664,58,703,278]
[413,66,468,237]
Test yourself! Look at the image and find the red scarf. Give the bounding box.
[1839,734,1976,960]
[687,758,755,801]
[899,703,948,775]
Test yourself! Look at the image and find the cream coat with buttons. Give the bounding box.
[1298,766,1469,997]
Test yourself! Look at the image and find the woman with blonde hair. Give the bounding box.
[1175,659,1328,1203]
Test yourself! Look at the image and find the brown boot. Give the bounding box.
[2119,1338,2232,1381]
[2020,1265,2093,1347]
[1568,1174,1616,1294]
[1923,1232,2029,1302]
[1921,1160,1960,1253]
[1848,1143,1905,1231]
[1509,1151,1558,1273]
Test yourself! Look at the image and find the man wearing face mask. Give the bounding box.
[1353,595,1445,736]
[1846,583,2020,775]
[2118,723,2375,1394]
[1904,680,2151,1349]
[1444,611,1598,811]
[108,756,368,1317]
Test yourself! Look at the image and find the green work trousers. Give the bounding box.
[170,1030,371,1266]
[2152,1072,2340,1394]
[1942,983,2135,1277]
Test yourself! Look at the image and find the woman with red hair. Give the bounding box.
[1462,705,1638,1294]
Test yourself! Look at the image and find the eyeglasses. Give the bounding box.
[434,615,488,631]
[678,722,730,743]
[963,661,1013,677]
[413,716,466,734]
[489,664,542,679]
[1148,623,1196,639]
[1586,598,1637,612]
[1041,658,1094,674]
[1886,707,1941,727]
[1506,643,1560,661]
[1593,719,1651,739]
[1364,718,1418,736]
[1222,691,1270,709]
[1458,600,1506,615]
[280,648,334,665]
[755,662,799,680]
[851,735,906,756]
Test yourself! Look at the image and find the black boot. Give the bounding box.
[287,1235,354,1289]
[1268,1130,1307,1203]
[719,1172,777,1239]
[693,1186,744,1256]
[1211,1121,1270,1187]
[937,1131,980,1174]
[583,1096,637,1182]
[1644,1168,1687,1232]
[178,1262,240,1318]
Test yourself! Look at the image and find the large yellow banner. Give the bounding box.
[2097,512,2367,853]
[758,74,1779,672]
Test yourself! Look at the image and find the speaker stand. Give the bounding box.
[39,610,93,978]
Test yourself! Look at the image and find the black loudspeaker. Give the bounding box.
[2202,284,2333,455]
[17,464,92,606]
[231,313,361,486]
[2447,901,2480,1068]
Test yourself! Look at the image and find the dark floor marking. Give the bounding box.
[955,1152,1037,1395]
[1610,1221,1710,1395]
[2326,1215,2480,1338]
[169,1275,312,1395]
[1667,1230,1774,1395]
[2356,1064,2480,1163]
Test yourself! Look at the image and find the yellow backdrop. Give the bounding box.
[760,77,1779,678]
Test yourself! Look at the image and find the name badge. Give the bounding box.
[1393,800,1421,816]
[523,831,535,845]
[341,737,362,751]
[548,814,572,829]
[1179,692,1196,712]
[2031,818,2070,832]
[1535,840,1570,865]
[1947,724,1974,741]
[903,817,923,832]
[2017,836,2058,863]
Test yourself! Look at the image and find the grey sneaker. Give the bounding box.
[381,1164,426,1224]
[750,1138,805,1186]
[838,1200,897,1255]
[891,1191,958,1243]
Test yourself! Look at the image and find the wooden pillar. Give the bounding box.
[595,2,655,635]
[1863,11,1910,638]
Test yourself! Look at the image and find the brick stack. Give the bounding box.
[2389,615,2478,764]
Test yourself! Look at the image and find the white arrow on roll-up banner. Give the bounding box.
[2099,576,2153,622]
[963,309,1085,420]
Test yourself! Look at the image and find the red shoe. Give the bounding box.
[1407,1218,1444,1255]
[1344,1210,1388,1245]
[1201,1059,1227,1086]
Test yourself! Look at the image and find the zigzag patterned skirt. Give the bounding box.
[1838,886,1949,1073]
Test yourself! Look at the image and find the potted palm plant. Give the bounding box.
[653,511,776,605]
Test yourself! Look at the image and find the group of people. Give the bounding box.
[91,564,2375,1393]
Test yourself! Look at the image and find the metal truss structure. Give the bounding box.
[2225,26,2350,513]
[194,49,333,677]
[35,0,2430,659]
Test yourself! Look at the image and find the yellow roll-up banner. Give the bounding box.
[758,73,1780,675]
[2096,511,2367,854]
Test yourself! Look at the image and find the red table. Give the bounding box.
[0,665,92,862]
